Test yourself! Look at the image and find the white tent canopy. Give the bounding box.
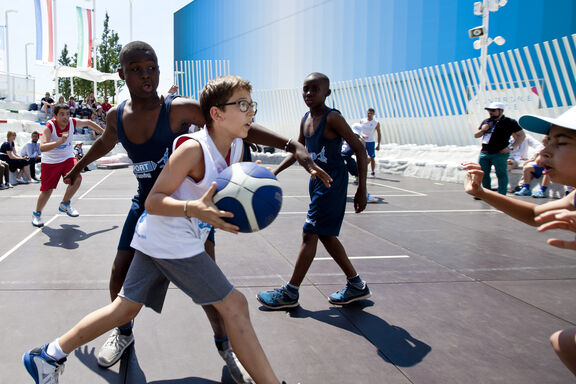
[51,66,121,82]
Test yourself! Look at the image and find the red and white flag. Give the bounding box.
[34,0,54,65]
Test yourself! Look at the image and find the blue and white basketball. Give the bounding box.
[213,162,283,233]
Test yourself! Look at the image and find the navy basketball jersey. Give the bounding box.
[116,93,179,202]
[303,109,345,172]
[302,108,348,236]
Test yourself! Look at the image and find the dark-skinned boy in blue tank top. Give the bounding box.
[257,72,372,309]
[59,42,331,383]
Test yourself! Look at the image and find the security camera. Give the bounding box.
[468,26,485,39]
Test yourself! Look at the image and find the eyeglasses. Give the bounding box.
[217,100,257,115]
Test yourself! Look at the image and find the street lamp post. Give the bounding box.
[25,42,34,78]
[5,9,17,101]
[469,0,507,107]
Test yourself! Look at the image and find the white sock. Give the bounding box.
[46,339,67,360]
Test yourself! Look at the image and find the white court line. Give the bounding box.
[279,208,499,215]
[0,215,59,263]
[315,255,410,261]
[367,181,427,196]
[78,170,117,200]
[283,193,425,198]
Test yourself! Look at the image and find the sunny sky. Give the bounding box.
[1,0,193,103]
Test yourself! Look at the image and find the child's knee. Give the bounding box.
[218,289,249,316]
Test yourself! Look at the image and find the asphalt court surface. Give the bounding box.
[1,166,575,383]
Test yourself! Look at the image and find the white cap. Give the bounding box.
[485,102,505,110]
[519,105,576,135]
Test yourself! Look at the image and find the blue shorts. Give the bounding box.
[365,142,376,158]
[118,196,215,251]
[531,165,544,179]
[303,166,347,236]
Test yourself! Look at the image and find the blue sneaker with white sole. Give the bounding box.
[23,344,66,384]
[257,286,299,309]
[329,283,371,305]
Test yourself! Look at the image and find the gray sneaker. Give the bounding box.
[97,328,134,368]
[219,340,254,384]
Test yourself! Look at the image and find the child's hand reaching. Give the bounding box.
[462,162,485,197]
[535,209,576,250]
[187,182,239,234]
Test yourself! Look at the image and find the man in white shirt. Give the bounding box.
[20,131,42,182]
[359,108,382,177]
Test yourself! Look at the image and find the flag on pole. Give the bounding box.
[76,6,93,68]
[34,0,54,65]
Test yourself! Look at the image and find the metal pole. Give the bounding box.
[5,10,17,101]
[129,0,133,41]
[53,0,58,96]
[93,0,97,97]
[25,42,34,78]
[478,0,490,106]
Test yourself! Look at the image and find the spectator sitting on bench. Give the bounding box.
[508,132,544,171]
[40,92,55,118]
[515,135,550,198]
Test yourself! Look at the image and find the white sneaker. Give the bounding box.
[58,202,79,217]
[32,211,44,227]
[219,340,254,384]
[16,177,29,184]
[97,328,134,368]
[367,194,379,203]
[30,178,40,183]
[6,183,14,188]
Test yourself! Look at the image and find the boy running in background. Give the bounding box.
[463,105,576,376]
[257,72,371,309]
[32,103,103,227]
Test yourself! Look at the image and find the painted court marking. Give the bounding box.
[315,255,410,261]
[0,215,59,263]
[78,170,117,199]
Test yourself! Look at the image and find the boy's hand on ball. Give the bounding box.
[195,183,239,234]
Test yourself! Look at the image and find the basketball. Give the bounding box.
[213,162,283,233]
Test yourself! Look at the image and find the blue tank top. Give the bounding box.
[116,93,179,201]
[303,108,345,171]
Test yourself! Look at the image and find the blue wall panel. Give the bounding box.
[174,0,576,90]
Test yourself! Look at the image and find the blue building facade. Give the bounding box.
[174,0,576,91]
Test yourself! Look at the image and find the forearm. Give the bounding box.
[146,192,188,217]
[246,123,291,149]
[475,188,539,226]
[273,153,297,175]
[74,137,115,169]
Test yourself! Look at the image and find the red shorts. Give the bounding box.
[40,157,79,191]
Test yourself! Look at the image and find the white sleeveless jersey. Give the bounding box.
[131,128,243,259]
[359,118,379,143]
[42,118,76,164]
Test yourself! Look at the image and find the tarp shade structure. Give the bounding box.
[51,66,120,82]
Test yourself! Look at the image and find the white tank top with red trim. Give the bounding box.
[131,128,243,259]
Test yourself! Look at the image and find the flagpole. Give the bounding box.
[93,0,97,98]
[53,0,58,96]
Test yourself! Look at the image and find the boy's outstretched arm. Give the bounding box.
[462,162,573,226]
[75,118,105,134]
[247,122,332,187]
[64,108,119,185]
